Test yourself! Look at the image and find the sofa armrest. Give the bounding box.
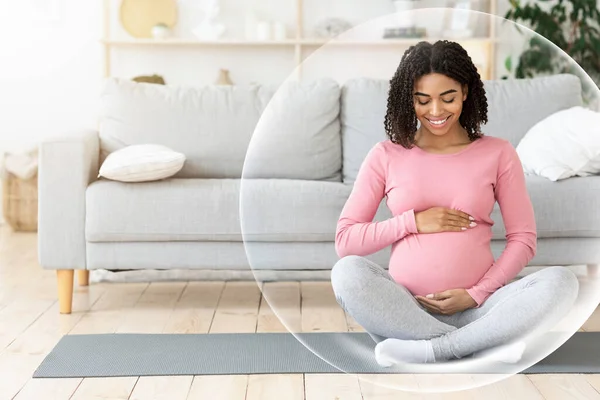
[38,130,99,270]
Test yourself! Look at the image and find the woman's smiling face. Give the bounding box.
[413,73,468,137]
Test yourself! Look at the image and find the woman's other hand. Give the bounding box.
[415,289,477,315]
[415,207,476,233]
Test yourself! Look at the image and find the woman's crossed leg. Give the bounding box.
[331,255,579,365]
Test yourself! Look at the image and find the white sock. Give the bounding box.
[375,338,436,367]
[473,341,527,363]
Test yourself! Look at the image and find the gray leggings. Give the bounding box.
[331,255,579,361]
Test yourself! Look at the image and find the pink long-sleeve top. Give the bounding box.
[335,135,537,306]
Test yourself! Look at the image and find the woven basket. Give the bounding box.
[2,170,38,232]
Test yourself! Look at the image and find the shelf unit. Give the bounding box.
[101,37,498,46]
[102,0,498,82]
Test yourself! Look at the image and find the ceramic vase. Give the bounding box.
[152,23,171,39]
[215,69,233,85]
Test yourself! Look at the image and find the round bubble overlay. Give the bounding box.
[240,8,600,394]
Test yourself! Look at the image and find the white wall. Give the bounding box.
[0,0,103,155]
[0,0,104,224]
[0,0,510,150]
[0,0,543,224]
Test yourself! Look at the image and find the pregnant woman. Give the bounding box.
[331,40,579,367]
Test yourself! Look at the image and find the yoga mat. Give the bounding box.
[33,332,600,378]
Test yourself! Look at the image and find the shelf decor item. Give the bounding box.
[256,21,272,41]
[273,22,287,40]
[192,0,225,40]
[132,74,166,84]
[120,0,178,38]
[152,23,171,39]
[383,26,426,39]
[215,69,233,85]
[102,0,497,80]
[314,18,353,38]
[443,0,474,38]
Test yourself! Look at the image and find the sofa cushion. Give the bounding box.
[99,78,342,181]
[98,144,185,182]
[86,176,600,244]
[491,175,600,239]
[339,74,583,183]
[100,79,271,179]
[244,79,342,181]
[484,74,583,148]
[340,78,389,184]
[85,178,355,242]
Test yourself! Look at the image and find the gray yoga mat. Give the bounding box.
[33,332,600,378]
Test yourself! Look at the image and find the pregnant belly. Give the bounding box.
[388,227,494,296]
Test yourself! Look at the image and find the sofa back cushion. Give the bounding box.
[483,73,583,147]
[243,78,342,181]
[340,74,583,183]
[99,78,342,181]
[340,78,390,184]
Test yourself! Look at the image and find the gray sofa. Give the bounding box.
[38,73,600,314]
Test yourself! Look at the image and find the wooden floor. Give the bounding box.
[1,227,600,400]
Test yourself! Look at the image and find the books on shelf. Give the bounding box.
[383,27,427,39]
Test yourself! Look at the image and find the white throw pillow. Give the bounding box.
[99,144,185,182]
[516,106,600,181]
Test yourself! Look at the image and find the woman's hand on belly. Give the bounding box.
[415,207,476,234]
[415,289,477,315]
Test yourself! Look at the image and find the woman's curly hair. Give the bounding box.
[384,40,488,148]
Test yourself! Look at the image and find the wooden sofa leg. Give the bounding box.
[57,270,74,314]
[78,270,90,286]
[587,264,599,278]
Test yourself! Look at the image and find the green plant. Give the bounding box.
[503,0,600,87]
